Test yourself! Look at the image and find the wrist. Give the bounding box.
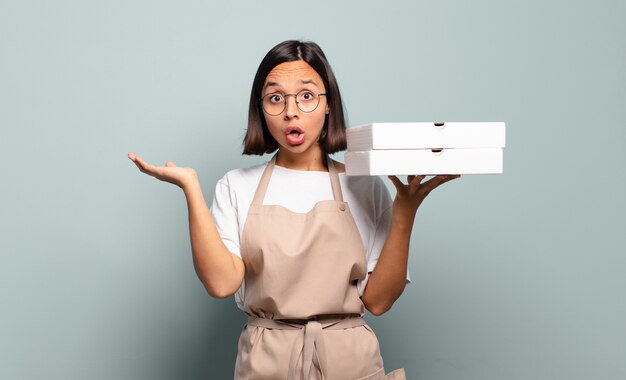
[391,217,415,232]
[181,170,201,193]
[391,207,418,232]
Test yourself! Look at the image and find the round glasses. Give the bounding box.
[260,90,326,116]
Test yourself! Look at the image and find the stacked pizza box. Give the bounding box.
[344,122,506,176]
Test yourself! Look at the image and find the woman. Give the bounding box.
[129,40,458,379]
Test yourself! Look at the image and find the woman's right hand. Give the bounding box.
[128,152,199,190]
[128,152,244,297]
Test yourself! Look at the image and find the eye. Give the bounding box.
[267,94,284,104]
[298,91,315,102]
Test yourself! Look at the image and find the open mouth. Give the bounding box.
[285,126,305,145]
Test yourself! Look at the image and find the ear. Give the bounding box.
[325,104,330,114]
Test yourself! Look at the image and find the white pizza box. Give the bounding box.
[346,122,506,151]
[345,148,503,176]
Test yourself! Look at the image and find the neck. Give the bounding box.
[275,147,327,171]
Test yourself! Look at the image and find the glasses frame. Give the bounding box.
[259,91,327,116]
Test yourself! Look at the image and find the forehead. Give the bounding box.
[264,60,324,89]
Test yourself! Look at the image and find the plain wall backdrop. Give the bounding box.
[1,0,624,379]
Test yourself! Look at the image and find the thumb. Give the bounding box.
[165,161,177,168]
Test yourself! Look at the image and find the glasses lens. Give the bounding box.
[262,94,285,116]
[296,91,320,113]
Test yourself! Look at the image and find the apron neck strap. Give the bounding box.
[251,154,344,206]
[326,158,344,203]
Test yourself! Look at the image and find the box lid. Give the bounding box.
[346,122,506,150]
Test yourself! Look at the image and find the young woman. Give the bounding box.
[129,40,458,380]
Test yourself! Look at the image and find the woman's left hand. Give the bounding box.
[363,174,461,315]
[387,174,460,221]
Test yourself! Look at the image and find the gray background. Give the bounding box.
[1,0,624,379]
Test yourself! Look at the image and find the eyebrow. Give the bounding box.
[264,79,319,89]
[264,81,280,89]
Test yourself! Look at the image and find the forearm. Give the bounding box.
[362,174,459,315]
[361,217,413,315]
[183,180,244,298]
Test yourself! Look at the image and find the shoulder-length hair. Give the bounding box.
[243,40,347,155]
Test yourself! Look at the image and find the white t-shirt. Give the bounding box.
[210,160,408,310]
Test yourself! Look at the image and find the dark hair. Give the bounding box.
[243,40,347,155]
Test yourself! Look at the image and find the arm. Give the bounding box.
[361,174,459,315]
[128,153,244,298]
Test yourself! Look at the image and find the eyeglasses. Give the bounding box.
[260,90,326,116]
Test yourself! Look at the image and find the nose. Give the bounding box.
[284,95,299,119]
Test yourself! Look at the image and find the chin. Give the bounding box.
[280,142,320,155]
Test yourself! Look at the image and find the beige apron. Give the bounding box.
[234,156,406,380]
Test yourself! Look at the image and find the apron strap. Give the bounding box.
[327,157,344,203]
[247,315,365,380]
[251,155,277,206]
[251,154,345,206]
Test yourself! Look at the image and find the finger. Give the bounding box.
[128,152,146,169]
[387,175,405,191]
[409,175,425,182]
[421,174,459,193]
[440,174,461,182]
[132,155,149,170]
[408,175,426,191]
[132,155,159,175]
[128,152,143,165]
[127,152,146,171]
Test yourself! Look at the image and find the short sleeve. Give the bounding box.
[210,177,242,258]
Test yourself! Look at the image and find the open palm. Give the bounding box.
[128,152,198,189]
